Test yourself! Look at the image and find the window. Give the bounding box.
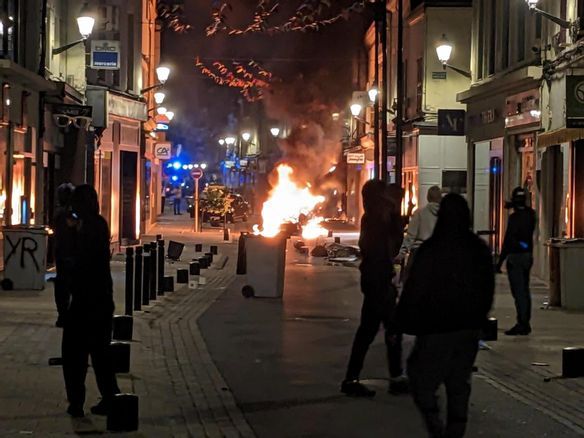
[502,0,510,69]
[477,0,485,79]
[2,83,10,123]
[488,0,496,75]
[416,58,423,115]
[0,0,18,61]
[517,3,526,62]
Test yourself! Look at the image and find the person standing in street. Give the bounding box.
[173,185,182,215]
[62,185,120,418]
[53,183,75,328]
[341,180,408,397]
[398,194,495,438]
[161,182,167,214]
[496,187,536,336]
[396,185,441,280]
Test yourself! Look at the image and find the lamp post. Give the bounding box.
[525,0,580,40]
[396,0,404,186]
[154,92,165,104]
[435,34,471,79]
[165,111,174,121]
[369,85,379,180]
[52,3,95,55]
[141,66,171,94]
[270,127,280,137]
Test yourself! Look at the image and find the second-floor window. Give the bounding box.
[0,0,18,61]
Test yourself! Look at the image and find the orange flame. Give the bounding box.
[254,164,325,237]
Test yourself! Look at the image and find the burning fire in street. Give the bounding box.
[253,164,327,239]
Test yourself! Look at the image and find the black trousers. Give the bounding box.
[161,196,166,214]
[173,198,181,215]
[53,266,72,322]
[345,276,402,381]
[62,315,120,409]
[408,330,480,438]
[507,253,533,329]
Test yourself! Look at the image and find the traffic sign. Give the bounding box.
[191,168,204,179]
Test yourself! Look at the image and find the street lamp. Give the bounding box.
[218,138,226,146]
[156,66,171,84]
[350,103,363,117]
[165,111,174,121]
[225,136,236,145]
[270,127,280,137]
[524,0,579,40]
[154,92,165,104]
[435,34,471,79]
[368,87,378,103]
[201,163,208,170]
[241,132,251,142]
[156,107,167,115]
[52,3,95,55]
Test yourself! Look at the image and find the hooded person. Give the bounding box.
[496,187,536,336]
[341,180,408,398]
[397,194,494,438]
[61,184,120,418]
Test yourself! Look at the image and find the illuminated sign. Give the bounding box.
[90,40,120,70]
[156,123,169,131]
[155,142,172,160]
[346,153,365,164]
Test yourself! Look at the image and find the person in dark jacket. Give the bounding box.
[61,185,120,418]
[53,183,75,328]
[398,194,494,438]
[496,187,536,336]
[341,180,408,398]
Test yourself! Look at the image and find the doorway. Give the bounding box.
[574,140,584,237]
[120,151,138,243]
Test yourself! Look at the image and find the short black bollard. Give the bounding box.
[112,315,133,341]
[156,233,162,241]
[481,317,498,341]
[205,252,214,263]
[210,245,218,255]
[189,262,200,276]
[110,341,131,373]
[149,242,157,301]
[142,247,150,306]
[223,227,230,241]
[107,393,139,432]
[163,276,174,292]
[236,232,248,275]
[195,243,203,252]
[198,256,209,269]
[334,236,341,244]
[327,229,333,238]
[562,347,584,378]
[157,239,165,296]
[177,269,189,284]
[134,246,142,311]
[125,247,134,316]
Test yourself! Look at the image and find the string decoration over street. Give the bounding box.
[157,1,193,34]
[206,0,364,37]
[195,58,273,102]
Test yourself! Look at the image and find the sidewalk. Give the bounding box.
[0,215,250,436]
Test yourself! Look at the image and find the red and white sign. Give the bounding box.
[191,168,204,179]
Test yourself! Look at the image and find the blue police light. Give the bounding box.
[171,175,178,182]
[166,163,173,168]
[173,161,181,170]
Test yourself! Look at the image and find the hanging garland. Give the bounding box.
[195,58,273,102]
[157,1,193,34]
[206,0,364,37]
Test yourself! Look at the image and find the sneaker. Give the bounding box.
[90,400,111,416]
[340,380,376,397]
[67,405,84,418]
[504,325,531,336]
[389,375,409,395]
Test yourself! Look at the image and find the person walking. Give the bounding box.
[53,183,75,328]
[397,194,495,438]
[173,185,182,215]
[341,180,408,397]
[61,185,120,418]
[396,185,441,280]
[496,187,536,336]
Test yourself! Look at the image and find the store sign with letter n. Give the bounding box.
[438,109,465,136]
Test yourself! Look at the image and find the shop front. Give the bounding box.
[86,86,147,248]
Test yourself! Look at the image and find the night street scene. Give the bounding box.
[1,0,584,437]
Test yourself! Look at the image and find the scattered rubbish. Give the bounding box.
[325,242,360,259]
[311,245,328,257]
[531,362,550,367]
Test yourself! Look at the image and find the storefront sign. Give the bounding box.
[156,122,169,131]
[90,40,120,70]
[566,76,584,128]
[432,71,447,80]
[52,104,92,118]
[437,109,465,136]
[155,142,172,160]
[346,152,365,164]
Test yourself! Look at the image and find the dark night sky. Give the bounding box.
[160,1,369,163]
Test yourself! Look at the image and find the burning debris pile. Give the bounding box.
[252,164,328,239]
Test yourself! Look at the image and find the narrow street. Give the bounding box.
[0,214,582,436]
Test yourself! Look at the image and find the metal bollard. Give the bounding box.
[156,233,162,241]
[107,394,139,432]
[210,245,218,255]
[149,242,157,301]
[142,245,150,306]
[157,239,165,296]
[195,243,203,252]
[125,247,134,316]
[110,341,131,373]
[134,246,142,311]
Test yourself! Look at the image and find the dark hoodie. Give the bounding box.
[397,194,494,335]
[359,180,403,285]
[69,185,114,317]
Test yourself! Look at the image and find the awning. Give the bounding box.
[537,127,584,148]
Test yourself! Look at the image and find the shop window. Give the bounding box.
[416,57,423,116]
[442,170,467,194]
[2,83,10,123]
[0,0,18,61]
